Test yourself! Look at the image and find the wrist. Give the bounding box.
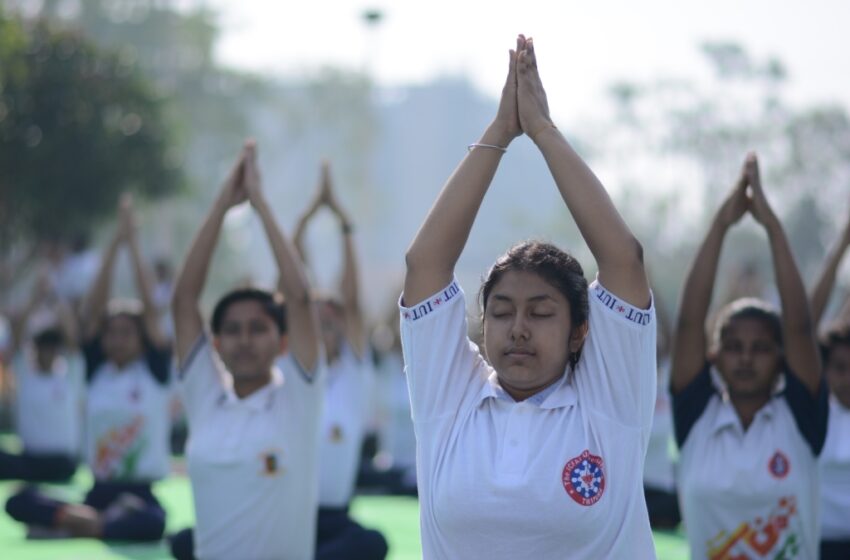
[529,121,558,144]
[482,122,516,148]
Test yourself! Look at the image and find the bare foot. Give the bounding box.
[56,504,102,538]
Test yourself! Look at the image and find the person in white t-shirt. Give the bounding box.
[293,161,388,560]
[643,289,681,529]
[671,154,828,560]
[168,141,323,560]
[0,273,82,483]
[6,195,173,541]
[807,214,850,560]
[401,35,656,559]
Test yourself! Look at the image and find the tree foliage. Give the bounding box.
[0,11,182,252]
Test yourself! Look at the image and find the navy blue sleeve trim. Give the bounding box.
[782,371,829,456]
[671,364,715,448]
[82,337,105,383]
[178,335,207,380]
[144,344,173,385]
[290,354,318,384]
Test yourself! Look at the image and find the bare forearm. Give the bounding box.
[293,202,320,265]
[255,198,310,305]
[82,233,121,339]
[766,217,812,333]
[172,198,229,312]
[810,234,850,327]
[406,124,509,275]
[128,234,165,346]
[533,126,647,305]
[679,217,729,330]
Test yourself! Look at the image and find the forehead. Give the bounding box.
[827,342,850,362]
[721,316,776,341]
[220,299,274,324]
[105,314,139,331]
[489,270,567,304]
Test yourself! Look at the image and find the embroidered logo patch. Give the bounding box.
[259,450,284,476]
[562,449,605,506]
[768,450,790,479]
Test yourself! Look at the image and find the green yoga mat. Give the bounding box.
[0,471,688,559]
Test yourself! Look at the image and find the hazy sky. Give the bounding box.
[209,0,850,120]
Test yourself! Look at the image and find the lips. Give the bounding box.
[504,348,535,357]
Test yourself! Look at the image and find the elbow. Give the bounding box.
[629,236,645,267]
[404,248,421,277]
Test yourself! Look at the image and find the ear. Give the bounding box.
[278,334,289,355]
[212,336,222,353]
[569,322,589,352]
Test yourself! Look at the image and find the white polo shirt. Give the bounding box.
[377,350,417,473]
[674,367,829,560]
[85,342,172,481]
[12,349,84,456]
[180,336,324,560]
[820,395,850,541]
[400,279,657,560]
[319,342,374,507]
[644,362,676,492]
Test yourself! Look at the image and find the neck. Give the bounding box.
[500,375,560,402]
[233,373,272,399]
[36,356,55,373]
[730,393,771,430]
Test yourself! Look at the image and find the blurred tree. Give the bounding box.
[589,41,850,311]
[0,11,182,254]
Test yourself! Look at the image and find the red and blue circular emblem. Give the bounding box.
[768,450,790,479]
[562,449,606,506]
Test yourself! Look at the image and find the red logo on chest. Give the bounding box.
[562,450,606,506]
[768,450,790,479]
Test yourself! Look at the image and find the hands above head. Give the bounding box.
[516,35,555,142]
[219,145,249,210]
[719,160,750,228]
[490,35,524,147]
[117,192,138,241]
[241,139,267,209]
[743,152,776,227]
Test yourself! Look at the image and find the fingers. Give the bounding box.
[242,139,260,186]
[745,151,761,190]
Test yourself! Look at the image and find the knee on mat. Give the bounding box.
[359,528,389,559]
[5,487,36,522]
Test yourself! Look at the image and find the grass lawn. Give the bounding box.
[0,465,689,559]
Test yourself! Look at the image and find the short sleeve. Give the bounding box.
[276,351,325,399]
[82,337,105,382]
[573,280,657,429]
[671,364,715,448]
[177,335,227,424]
[399,280,490,424]
[783,371,829,456]
[144,344,172,385]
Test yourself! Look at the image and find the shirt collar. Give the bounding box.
[709,366,782,434]
[219,366,284,412]
[477,370,577,410]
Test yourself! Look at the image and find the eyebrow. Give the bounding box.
[491,294,556,303]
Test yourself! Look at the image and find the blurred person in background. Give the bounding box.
[671,154,827,560]
[294,161,388,560]
[0,269,83,483]
[169,141,323,560]
[642,286,680,529]
[5,195,172,541]
[808,211,850,560]
[368,302,418,496]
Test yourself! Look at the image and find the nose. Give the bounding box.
[510,315,530,341]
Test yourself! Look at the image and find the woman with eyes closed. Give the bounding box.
[670,154,827,560]
[400,35,657,559]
